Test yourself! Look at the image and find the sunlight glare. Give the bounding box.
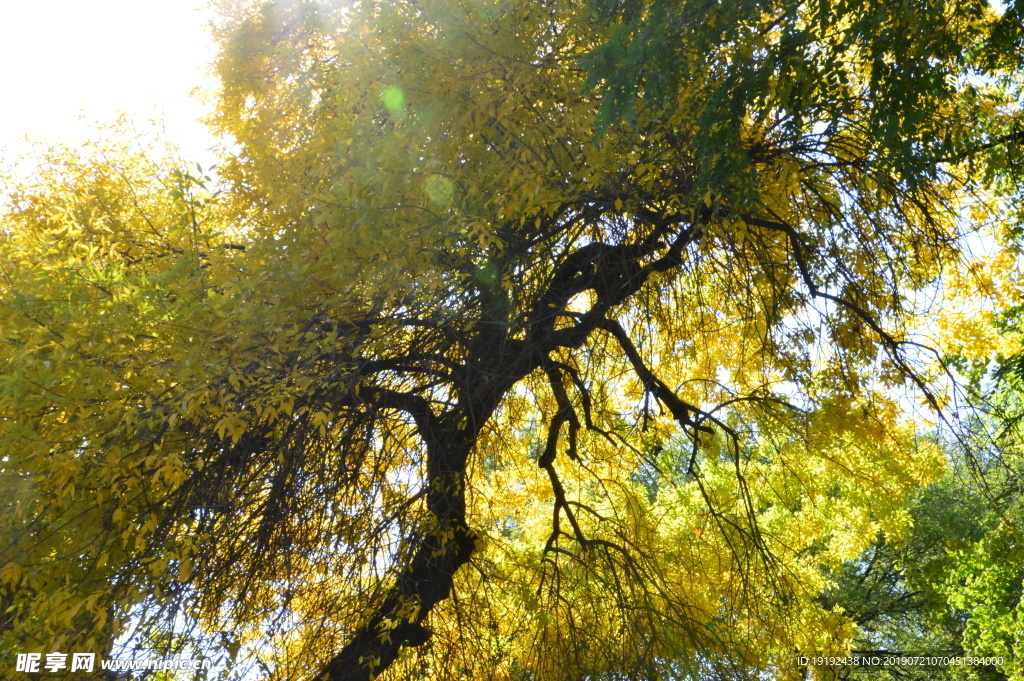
[0,0,220,165]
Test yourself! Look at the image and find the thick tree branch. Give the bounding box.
[596,318,713,435]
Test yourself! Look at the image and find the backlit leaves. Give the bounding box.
[1,1,1021,680]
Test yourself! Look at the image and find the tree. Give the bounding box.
[919,285,1024,680]
[1,0,1020,679]
[821,427,1009,681]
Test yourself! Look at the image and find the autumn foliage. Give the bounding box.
[2,1,1023,680]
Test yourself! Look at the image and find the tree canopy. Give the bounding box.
[1,0,1023,680]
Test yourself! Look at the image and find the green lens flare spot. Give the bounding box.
[381,86,405,113]
[475,263,499,288]
[425,175,455,208]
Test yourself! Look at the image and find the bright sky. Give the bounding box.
[0,0,221,167]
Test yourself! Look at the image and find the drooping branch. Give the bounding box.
[540,453,588,553]
[542,360,581,463]
[546,358,616,444]
[742,214,943,412]
[596,317,713,435]
[536,396,638,571]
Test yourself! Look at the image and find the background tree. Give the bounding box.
[1,0,1021,680]
[821,427,1008,680]
[913,298,1024,680]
